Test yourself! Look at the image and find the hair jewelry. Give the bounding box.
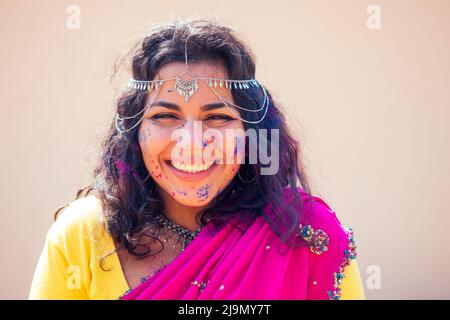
[116,33,269,133]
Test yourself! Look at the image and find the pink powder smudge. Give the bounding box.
[116,160,133,175]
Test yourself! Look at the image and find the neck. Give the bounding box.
[158,188,205,232]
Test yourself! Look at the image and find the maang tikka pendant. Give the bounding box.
[175,76,199,102]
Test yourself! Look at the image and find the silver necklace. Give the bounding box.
[154,214,204,249]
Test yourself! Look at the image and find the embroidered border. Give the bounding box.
[118,288,132,300]
[327,226,357,300]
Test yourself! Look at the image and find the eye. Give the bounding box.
[205,114,234,121]
[150,113,179,120]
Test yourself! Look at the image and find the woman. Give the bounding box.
[29,18,365,300]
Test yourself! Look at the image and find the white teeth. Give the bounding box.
[170,160,214,173]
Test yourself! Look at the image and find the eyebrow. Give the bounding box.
[149,100,227,112]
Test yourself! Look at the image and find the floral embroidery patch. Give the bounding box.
[297,224,330,255]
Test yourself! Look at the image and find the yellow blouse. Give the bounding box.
[29,195,365,300]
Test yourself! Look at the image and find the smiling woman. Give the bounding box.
[29,17,365,300]
[137,61,245,213]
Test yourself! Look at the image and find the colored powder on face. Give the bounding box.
[139,128,152,144]
[196,184,211,200]
[234,135,244,160]
[175,189,188,196]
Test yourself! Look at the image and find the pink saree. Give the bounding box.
[120,187,357,300]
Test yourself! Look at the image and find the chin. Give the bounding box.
[165,189,213,208]
[178,194,213,207]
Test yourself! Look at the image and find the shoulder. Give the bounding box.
[283,186,357,256]
[283,187,359,300]
[282,186,345,231]
[31,195,123,299]
[47,195,107,251]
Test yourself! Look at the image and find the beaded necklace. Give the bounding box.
[154,214,204,250]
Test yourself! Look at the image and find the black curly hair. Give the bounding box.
[55,17,312,267]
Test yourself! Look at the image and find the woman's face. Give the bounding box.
[138,61,245,207]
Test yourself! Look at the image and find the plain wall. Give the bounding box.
[1,0,449,299]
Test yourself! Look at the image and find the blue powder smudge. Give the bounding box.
[196,184,211,200]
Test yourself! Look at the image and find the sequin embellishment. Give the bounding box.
[297,224,330,255]
[327,226,358,300]
[191,280,209,292]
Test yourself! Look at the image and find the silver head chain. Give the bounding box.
[115,36,269,133]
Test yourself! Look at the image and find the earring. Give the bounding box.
[237,167,257,184]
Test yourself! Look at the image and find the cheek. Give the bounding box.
[138,126,153,145]
[138,123,173,153]
[203,124,245,161]
[138,125,171,177]
[213,163,240,195]
[222,163,240,180]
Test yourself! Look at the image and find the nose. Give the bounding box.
[173,119,208,164]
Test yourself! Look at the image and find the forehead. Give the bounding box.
[155,61,228,79]
[149,61,234,105]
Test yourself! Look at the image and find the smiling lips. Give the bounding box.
[169,160,215,173]
[164,159,218,182]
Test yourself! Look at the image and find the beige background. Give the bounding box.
[1,0,449,299]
